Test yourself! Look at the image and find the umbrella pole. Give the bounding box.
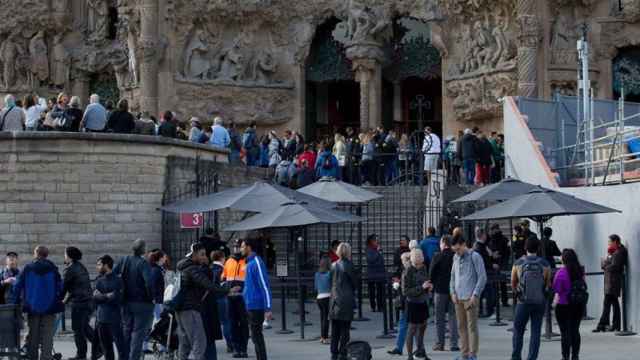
[295,227,305,339]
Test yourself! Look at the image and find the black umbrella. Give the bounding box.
[222,202,363,340]
[160,181,335,213]
[461,186,620,222]
[222,202,364,232]
[451,177,541,203]
[297,177,383,204]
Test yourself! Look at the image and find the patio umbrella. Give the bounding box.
[451,177,541,203]
[160,181,335,213]
[297,177,383,204]
[222,201,363,340]
[461,186,620,222]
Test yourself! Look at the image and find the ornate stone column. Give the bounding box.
[347,44,384,130]
[139,0,159,115]
[517,0,541,97]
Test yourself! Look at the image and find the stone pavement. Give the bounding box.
[51,299,639,360]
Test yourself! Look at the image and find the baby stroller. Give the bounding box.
[145,310,178,360]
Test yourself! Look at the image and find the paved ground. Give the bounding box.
[50,299,639,360]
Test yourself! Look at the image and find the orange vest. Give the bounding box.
[223,257,246,282]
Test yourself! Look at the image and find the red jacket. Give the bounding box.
[297,151,317,169]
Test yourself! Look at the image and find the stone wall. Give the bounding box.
[0,132,228,268]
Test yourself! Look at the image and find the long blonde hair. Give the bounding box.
[336,242,351,260]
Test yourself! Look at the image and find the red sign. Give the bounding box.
[180,212,204,229]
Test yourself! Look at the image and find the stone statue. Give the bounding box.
[550,14,576,64]
[472,21,494,69]
[0,34,24,89]
[88,0,110,40]
[51,35,70,88]
[54,0,70,13]
[491,26,509,65]
[346,0,389,43]
[184,29,211,79]
[219,35,247,81]
[252,49,277,84]
[72,0,89,31]
[29,31,49,87]
[127,30,139,84]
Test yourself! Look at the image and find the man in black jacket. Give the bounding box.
[540,227,561,269]
[94,255,125,360]
[489,224,511,307]
[63,246,100,360]
[428,236,459,352]
[175,243,233,360]
[473,228,499,317]
[461,129,477,185]
[595,234,629,332]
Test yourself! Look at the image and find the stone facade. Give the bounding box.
[1,1,639,135]
[0,132,229,268]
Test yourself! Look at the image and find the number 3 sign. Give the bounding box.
[180,212,204,229]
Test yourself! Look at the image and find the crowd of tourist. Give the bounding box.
[0,92,504,188]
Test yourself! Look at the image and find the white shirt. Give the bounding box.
[422,133,441,154]
[24,98,47,129]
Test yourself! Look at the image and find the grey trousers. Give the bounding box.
[434,293,459,348]
[27,313,56,360]
[176,310,207,360]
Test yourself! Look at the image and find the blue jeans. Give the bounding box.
[512,303,546,360]
[385,158,398,185]
[205,341,218,360]
[464,159,476,185]
[229,150,241,165]
[122,302,155,360]
[217,297,233,350]
[395,311,408,352]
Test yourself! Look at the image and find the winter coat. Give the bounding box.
[366,247,386,281]
[176,257,228,312]
[113,255,153,304]
[393,246,410,278]
[12,258,64,315]
[94,272,124,324]
[461,133,477,161]
[243,253,272,311]
[268,138,282,166]
[489,232,511,269]
[429,248,455,294]
[329,259,357,321]
[603,245,628,296]
[106,110,136,133]
[476,138,494,166]
[62,261,93,305]
[150,264,165,305]
[402,265,429,304]
[201,266,223,342]
[315,151,339,179]
[473,241,494,273]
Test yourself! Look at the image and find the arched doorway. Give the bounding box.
[305,18,358,140]
[383,17,442,137]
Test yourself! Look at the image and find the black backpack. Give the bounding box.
[518,258,546,305]
[347,341,372,360]
[569,278,589,305]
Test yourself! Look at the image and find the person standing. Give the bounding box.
[315,256,332,345]
[63,246,100,360]
[0,94,26,131]
[23,95,48,131]
[80,94,107,132]
[242,121,260,166]
[388,252,412,356]
[158,111,177,138]
[12,246,64,360]
[113,239,154,360]
[541,227,561,269]
[474,133,494,186]
[594,234,628,332]
[328,240,341,264]
[143,249,166,353]
[94,255,125,360]
[422,127,441,185]
[241,239,272,360]
[553,249,586,360]
[429,236,459,352]
[489,224,511,307]
[209,117,231,149]
[106,99,135,133]
[420,227,439,264]
[211,251,234,353]
[403,249,432,360]
[330,243,357,360]
[510,238,552,360]
[366,234,386,312]
[223,240,249,358]
[450,235,486,360]
[0,252,20,304]
[393,236,411,279]
[316,143,340,180]
[461,129,477,185]
[175,243,231,360]
[473,228,499,318]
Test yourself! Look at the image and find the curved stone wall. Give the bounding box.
[0,132,229,266]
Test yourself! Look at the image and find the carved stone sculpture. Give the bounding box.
[88,0,110,41]
[252,49,277,84]
[29,31,49,87]
[0,34,24,89]
[346,0,389,44]
[219,35,247,81]
[184,29,212,79]
[51,35,70,88]
[127,30,139,84]
[550,14,577,65]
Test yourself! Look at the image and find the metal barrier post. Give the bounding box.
[277,280,293,335]
[377,279,394,339]
[490,274,507,327]
[615,271,637,336]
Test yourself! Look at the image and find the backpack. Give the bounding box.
[163,272,184,311]
[322,154,333,170]
[569,278,589,305]
[347,341,372,360]
[518,258,546,305]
